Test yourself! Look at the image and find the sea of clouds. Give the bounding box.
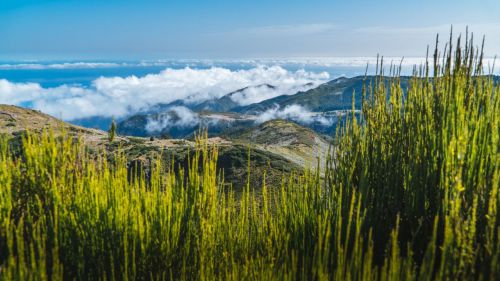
[2,57,498,70]
[0,65,329,120]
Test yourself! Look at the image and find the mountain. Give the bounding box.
[140,84,279,115]
[117,111,257,138]
[115,77,376,139]
[191,84,277,112]
[234,76,410,114]
[72,77,380,138]
[70,116,114,131]
[72,75,498,134]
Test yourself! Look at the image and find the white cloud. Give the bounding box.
[229,85,286,106]
[3,56,496,72]
[0,62,127,70]
[145,104,337,134]
[249,57,429,68]
[256,104,333,126]
[0,61,201,70]
[0,66,329,120]
[0,79,43,104]
[228,69,327,106]
[145,106,199,133]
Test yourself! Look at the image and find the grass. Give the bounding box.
[0,32,499,280]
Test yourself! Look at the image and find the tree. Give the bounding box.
[108,119,116,142]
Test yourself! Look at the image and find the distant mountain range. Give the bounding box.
[72,75,498,139]
[113,76,393,138]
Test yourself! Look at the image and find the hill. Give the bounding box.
[232,119,330,170]
[0,104,113,148]
[0,104,308,189]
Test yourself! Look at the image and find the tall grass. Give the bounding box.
[0,33,498,280]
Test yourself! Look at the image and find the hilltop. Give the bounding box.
[232,119,330,169]
[0,104,111,148]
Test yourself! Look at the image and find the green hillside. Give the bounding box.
[234,76,410,114]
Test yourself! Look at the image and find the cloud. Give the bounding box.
[248,57,429,68]
[0,80,43,104]
[256,104,333,126]
[229,84,291,106]
[0,79,122,119]
[0,62,126,70]
[0,61,206,70]
[145,104,338,134]
[2,56,496,73]
[0,58,407,71]
[228,69,327,106]
[0,66,329,120]
[145,106,199,133]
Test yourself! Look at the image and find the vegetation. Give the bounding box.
[109,119,117,142]
[0,33,499,280]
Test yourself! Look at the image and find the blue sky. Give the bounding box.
[1,0,499,59]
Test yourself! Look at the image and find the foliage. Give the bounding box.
[109,119,116,142]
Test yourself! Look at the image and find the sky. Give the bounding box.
[0,0,499,59]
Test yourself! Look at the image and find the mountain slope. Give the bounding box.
[117,111,257,138]
[191,84,277,112]
[114,77,374,139]
[232,119,330,170]
[138,84,280,115]
[234,76,411,114]
[0,104,114,148]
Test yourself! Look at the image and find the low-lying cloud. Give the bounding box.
[145,106,199,133]
[0,66,328,120]
[256,104,333,126]
[145,104,335,134]
[228,81,317,106]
